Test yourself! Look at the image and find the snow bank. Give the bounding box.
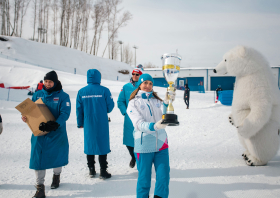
[0,36,132,82]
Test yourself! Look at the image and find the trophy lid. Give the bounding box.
[161,53,182,60]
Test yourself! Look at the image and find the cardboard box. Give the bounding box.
[16,98,55,136]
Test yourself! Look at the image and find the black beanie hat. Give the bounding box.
[44,70,58,83]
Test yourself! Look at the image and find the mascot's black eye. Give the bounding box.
[225,59,227,62]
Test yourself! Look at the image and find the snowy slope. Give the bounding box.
[0,36,132,83]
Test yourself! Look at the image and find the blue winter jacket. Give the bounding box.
[30,88,71,170]
[76,69,115,155]
[117,81,137,147]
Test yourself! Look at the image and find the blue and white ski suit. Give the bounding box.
[127,90,170,198]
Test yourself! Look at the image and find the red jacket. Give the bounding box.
[37,83,43,90]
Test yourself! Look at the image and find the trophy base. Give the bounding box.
[161,114,179,126]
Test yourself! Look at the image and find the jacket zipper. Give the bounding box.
[148,100,158,151]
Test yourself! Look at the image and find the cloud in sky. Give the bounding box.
[118,0,280,67]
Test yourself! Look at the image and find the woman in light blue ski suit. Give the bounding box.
[127,74,174,198]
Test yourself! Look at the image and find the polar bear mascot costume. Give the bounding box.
[214,46,280,166]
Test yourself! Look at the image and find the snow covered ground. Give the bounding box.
[0,36,132,83]
[1,39,280,198]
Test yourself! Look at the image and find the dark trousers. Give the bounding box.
[127,146,136,161]
[87,154,108,170]
[184,97,189,108]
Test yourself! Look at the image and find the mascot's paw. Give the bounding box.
[245,155,267,166]
[228,114,235,126]
[242,151,250,160]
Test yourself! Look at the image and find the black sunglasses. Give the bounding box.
[132,73,140,76]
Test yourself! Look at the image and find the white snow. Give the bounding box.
[0,38,280,198]
[0,36,132,84]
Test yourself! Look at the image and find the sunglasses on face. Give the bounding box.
[132,73,140,76]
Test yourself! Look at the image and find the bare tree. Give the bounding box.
[1,0,13,36]
[6,0,11,35]
[90,0,106,55]
[59,0,66,45]
[50,0,58,44]
[80,0,91,52]
[31,0,37,40]
[123,43,133,65]
[19,0,31,37]
[1,0,7,35]
[102,0,132,58]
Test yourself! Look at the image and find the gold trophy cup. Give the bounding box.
[161,53,181,126]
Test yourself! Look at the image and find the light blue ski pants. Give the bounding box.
[134,148,170,198]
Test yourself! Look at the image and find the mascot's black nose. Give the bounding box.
[213,69,217,73]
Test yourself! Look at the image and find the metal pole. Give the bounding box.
[118,41,123,62]
[133,45,138,67]
[7,88,10,101]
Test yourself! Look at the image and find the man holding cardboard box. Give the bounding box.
[22,71,71,198]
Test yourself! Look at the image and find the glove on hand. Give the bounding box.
[39,121,60,132]
[164,91,176,104]
[154,120,168,131]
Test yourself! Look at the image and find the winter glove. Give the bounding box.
[164,91,176,104]
[39,121,60,132]
[154,119,168,131]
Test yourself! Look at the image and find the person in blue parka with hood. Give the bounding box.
[22,70,71,198]
[76,69,114,179]
[117,67,142,168]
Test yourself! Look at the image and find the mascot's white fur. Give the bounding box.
[214,46,280,166]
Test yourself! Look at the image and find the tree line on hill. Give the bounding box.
[0,0,135,65]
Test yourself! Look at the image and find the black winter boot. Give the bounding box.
[99,169,111,179]
[33,184,45,198]
[129,158,136,168]
[89,167,96,178]
[51,174,60,189]
[154,195,162,198]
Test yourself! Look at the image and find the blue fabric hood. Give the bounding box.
[87,69,101,84]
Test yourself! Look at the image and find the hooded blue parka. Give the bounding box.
[76,69,114,155]
[117,80,137,147]
[30,87,71,170]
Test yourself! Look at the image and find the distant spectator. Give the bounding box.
[136,64,144,71]
[184,84,190,109]
[0,115,3,135]
[36,80,44,92]
[215,85,223,103]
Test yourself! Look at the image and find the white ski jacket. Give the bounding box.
[127,90,169,153]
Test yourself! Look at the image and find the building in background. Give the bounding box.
[144,66,280,91]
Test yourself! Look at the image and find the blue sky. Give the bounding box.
[118,0,280,67]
